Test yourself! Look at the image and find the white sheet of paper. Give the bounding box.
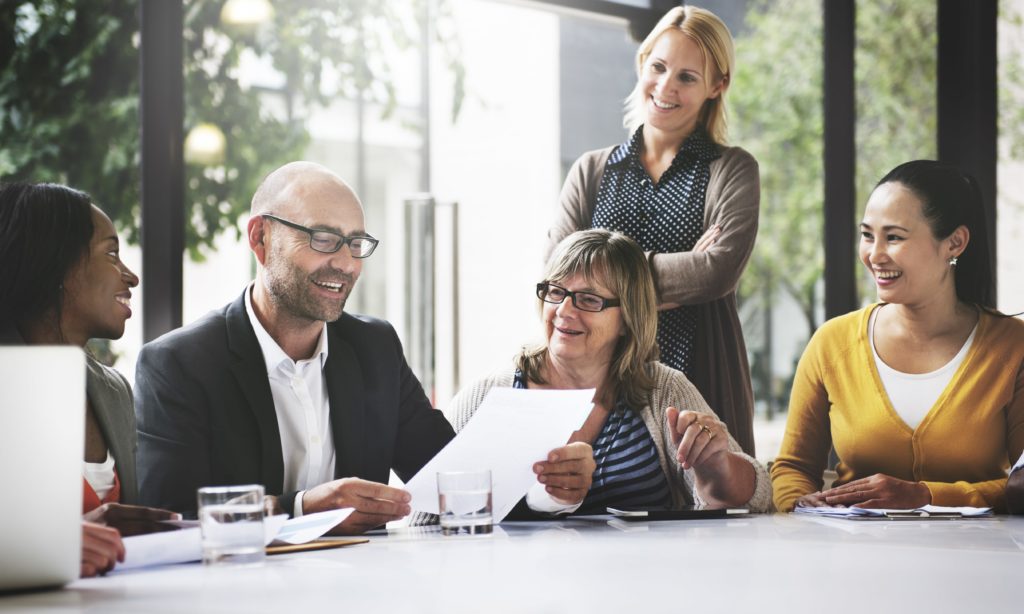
[271,508,354,545]
[118,514,289,570]
[793,505,992,518]
[405,387,594,521]
[118,527,202,570]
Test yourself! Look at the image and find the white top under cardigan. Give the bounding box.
[869,307,977,430]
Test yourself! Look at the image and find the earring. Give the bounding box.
[948,256,958,267]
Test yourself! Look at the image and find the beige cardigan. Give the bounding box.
[546,145,760,455]
[447,362,772,513]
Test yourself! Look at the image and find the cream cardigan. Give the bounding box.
[446,361,772,513]
[771,305,1024,512]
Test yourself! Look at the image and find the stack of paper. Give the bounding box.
[117,508,354,571]
[793,504,992,519]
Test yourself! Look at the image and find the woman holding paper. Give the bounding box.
[448,229,771,515]
[0,182,179,576]
[770,161,1024,513]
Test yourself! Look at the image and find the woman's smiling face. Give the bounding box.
[640,29,725,139]
[859,182,964,306]
[60,206,139,346]
[543,272,624,369]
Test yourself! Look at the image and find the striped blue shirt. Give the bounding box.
[513,371,671,513]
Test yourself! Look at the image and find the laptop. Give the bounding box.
[0,346,85,591]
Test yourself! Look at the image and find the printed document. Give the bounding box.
[405,387,594,521]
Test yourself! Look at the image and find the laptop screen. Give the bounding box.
[0,346,85,591]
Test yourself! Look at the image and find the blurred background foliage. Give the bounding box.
[0,0,460,260]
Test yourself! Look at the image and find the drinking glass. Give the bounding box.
[437,470,493,535]
[197,484,266,565]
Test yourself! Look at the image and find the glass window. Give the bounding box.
[730,0,824,461]
[999,0,1024,315]
[854,0,938,302]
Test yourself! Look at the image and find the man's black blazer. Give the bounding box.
[134,290,455,515]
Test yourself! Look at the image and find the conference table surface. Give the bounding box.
[2,513,1020,613]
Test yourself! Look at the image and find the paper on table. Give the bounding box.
[271,508,353,545]
[118,509,353,571]
[404,387,594,521]
[118,527,202,570]
[793,504,992,518]
[118,515,286,571]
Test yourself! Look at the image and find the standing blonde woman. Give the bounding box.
[548,6,759,454]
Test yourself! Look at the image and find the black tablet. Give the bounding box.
[606,506,749,521]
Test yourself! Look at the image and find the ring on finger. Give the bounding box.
[699,424,715,440]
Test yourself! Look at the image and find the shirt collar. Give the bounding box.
[244,283,329,374]
[607,125,645,166]
[607,125,720,169]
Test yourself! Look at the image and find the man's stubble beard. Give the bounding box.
[263,246,355,324]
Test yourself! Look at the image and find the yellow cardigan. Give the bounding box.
[771,304,1024,512]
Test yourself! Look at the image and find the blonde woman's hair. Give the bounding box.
[516,229,659,409]
[623,5,735,145]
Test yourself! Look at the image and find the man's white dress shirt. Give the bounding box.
[245,285,335,516]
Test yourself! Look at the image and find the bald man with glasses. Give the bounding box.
[135,162,455,534]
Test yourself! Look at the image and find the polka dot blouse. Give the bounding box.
[591,127,720,378]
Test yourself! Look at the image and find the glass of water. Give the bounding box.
[197,484,266,565]
[437,470,493,535]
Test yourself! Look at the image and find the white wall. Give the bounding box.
[430,0,562,404]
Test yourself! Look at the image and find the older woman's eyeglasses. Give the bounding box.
[262,214,379,258]
[536,282,620,312]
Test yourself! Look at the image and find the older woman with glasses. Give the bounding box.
[449,229,770,515]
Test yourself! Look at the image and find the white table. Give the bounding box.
[2,514,1022,613]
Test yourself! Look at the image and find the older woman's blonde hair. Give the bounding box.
[623,5,735,145]
[516,229,659,409]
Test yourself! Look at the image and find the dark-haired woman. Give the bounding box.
[771,161,1024,513]
[0,182,178,576]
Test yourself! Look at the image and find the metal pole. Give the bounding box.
[404,195,435,400]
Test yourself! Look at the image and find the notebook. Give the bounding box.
[0,346,86,591]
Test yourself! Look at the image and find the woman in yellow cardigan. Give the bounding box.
[771,160,1024,512]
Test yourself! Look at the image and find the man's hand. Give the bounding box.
[301,478,412,535]
[820,473,931,509]
[80,521,124,577]
[82,503,181,537]
[532,442,596,505]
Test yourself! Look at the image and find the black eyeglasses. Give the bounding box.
[262,214,379,258]
[536,282,620,312]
